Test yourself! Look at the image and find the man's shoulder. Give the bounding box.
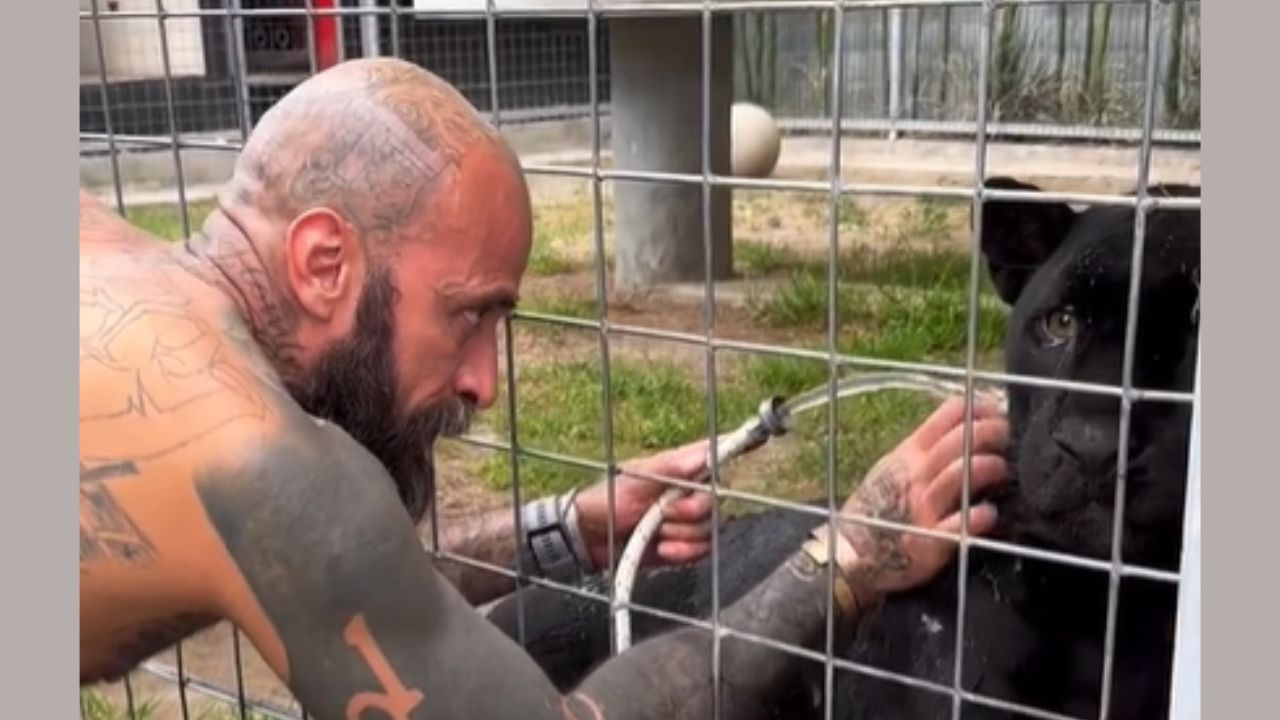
[232,410,394,505]
[194,406,416,606]
[80,257,287,470]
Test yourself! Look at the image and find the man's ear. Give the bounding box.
[282,208,365,323]
[977,176,1076,305]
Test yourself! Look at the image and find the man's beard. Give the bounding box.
[286,267,473,523]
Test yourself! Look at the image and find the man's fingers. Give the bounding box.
[936,502,999,539]
[642,438,712,479]
[662,490,714,523]
[912,396,1005,450]
[658,520,713,543]
[654,540,711,565]
[924,454,1008,517]
[924,417,1010,478]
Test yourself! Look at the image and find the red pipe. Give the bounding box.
[313,0,339,70]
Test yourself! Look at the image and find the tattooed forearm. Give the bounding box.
[572,550,854,720]
[430,508,523,605]
[840,458,912,588]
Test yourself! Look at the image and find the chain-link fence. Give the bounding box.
[79,1,1201,719]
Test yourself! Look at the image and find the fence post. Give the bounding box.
[228,0,252,135]
[888,7,903,141]
[360,0,381,58]
[610,15,735,288]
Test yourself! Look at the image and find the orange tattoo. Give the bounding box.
[343,614,425,720]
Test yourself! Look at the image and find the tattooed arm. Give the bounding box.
[429,508,525,605]
[211,416,845,720]
[431,445,718,607]
[209,398,1007,720]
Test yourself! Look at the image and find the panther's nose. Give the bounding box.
[1051,417,1119,475]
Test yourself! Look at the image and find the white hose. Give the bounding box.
[610,373,1007,652]
[611,484,684,651]
[612,414,778,651]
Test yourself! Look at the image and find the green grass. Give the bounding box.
[908,197,956,240]
[837,197,867,229]
[746,244,1008,364]
[527,199,596,276]
[478,360,737,497]
[121,199,218,242]
[735,240,807,278]
[730,354,939,490]
[474,343,956,505]
[477,236,1010,504]
[193,705,276,720]
[81,689,161,720]
[80,688,276,720]
[476,351,943,506]
[527,237,577,276]
[748,270,837,328]
[840,244,976,293]
[521,293,597,320]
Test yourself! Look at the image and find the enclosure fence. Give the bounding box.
[79,2,1201,720]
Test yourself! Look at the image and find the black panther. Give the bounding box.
[484,176,1201,720]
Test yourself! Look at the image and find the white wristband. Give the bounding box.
[559,487,595,574]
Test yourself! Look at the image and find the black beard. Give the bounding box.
[286,267,473,523]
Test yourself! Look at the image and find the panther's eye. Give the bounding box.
[1038,308,1079,346]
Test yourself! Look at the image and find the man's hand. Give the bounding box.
[573,439,715,571]
[831,397,1010,601]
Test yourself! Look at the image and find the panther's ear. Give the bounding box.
[977,176,1077,305]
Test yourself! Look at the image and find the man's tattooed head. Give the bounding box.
[201,58,524,521]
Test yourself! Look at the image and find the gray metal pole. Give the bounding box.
[888,7,903,141]
[229,0,252,135]
[610,15,734,289]
[360,0,381,58]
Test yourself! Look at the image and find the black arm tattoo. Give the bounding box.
[428,508,525,605]
[198,417,571,720]
[199,413,860,720]
[572,550,851,720]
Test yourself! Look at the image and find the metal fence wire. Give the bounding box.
[78,1,1201,720]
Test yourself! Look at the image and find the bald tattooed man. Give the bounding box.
[79,58,1010,719]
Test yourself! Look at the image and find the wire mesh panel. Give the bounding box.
[79,1,1201,719]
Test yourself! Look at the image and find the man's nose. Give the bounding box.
[453,332,499,410]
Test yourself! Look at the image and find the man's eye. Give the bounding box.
[460,309,482,328]
[1038,308,1079,347]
